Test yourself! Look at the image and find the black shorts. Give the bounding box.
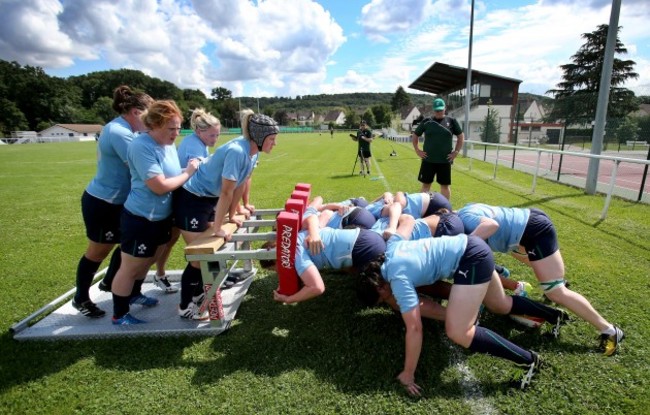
[351,229,386,269]
[423,192,453,216]
[341,207,377,229]
[81,191,123,244]
[519,208,558,261]
[120,209,172,258]
[418,160,451,185]
[349,197,369,208]
[359,148,372,158]
[173,187,218,232]
[453,236,494,285]
[433,213,465,237]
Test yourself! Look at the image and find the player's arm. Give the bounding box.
[411,131,426,158]
[273,264,325,304]
[470,217,499,240]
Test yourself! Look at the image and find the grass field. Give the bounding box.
[1,132,649,415]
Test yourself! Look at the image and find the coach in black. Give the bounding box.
[356,120,373,175]
[411,98,464,201]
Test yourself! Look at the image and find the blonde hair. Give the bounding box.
[240,109,255,139]
[142,100,182,130]
[190,108,220,131]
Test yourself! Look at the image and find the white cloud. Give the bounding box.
[0,0,648,98]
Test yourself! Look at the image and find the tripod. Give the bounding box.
[351,147,366,177]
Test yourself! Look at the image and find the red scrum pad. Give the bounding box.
[294,183,311,198]
[275,211,300,296]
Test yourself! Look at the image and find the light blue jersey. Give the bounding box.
[382,234,468,313]
[184,136,257,197]
[124,133,182,221]
[402,193,424,219]
[294,227,360,275]
[365,200,385,219]
[85,116,135,204]
[370,217,432,240]
[457,203,530,253]
[177,132,208,168]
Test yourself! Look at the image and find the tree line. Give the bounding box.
[0,60,435,136]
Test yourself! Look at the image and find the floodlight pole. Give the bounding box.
[462,0,475,157]
[586,0,621,194]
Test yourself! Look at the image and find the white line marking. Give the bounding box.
[371,157,390,191]
[443,337,498,415]
[262,153,288,162]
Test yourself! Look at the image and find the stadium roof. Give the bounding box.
[408,62,522,95]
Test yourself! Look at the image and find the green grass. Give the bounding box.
[1,134,649,414]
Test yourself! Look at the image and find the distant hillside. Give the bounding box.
[238,92,435,114]
[238,91,554,116]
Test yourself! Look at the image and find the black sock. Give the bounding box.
[469,325,533,365]
[100,247,122,288]
[180,264,202,308]
[74,256,101,303]
[130,278,145,298]
[494,264,504,274]
[510,295,561,323]
[113,293,131,319]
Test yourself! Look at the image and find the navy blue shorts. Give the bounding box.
[349,197,369,208]
[519,208,558,261]
[433,212,465,237]
[81,191,122,244]
[172,187,218,232]
[453,236,494,285]
[423,192,453,216]
[342,207,377,229]
[120,209,172,258]
[418,160,451,185]
[351,229,386,269]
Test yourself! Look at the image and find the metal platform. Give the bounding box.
[12,270,255,341]
[10,208,287,342]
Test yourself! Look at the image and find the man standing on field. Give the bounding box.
[411,98,464,201]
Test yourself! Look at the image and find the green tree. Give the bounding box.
[219,99,240,129]
[480,100,500,143]
[91,96,116,123]
[0,97,28,135]
[371,104,392,126]
[546,24,638,125]
[343,107,360,129]
[636,114,650,143]
[616,117,639,144]
[390,86,411,112]
[273,109,289,126]
[211,87,232,101]
[362,109,376,127]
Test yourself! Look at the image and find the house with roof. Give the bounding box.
[322,110,346,126]
[400,105,421,131]
[286,111,315,126]
[38,124,103,142]
[513,100,563,145]
[630,103,650,118]
[409,62,522,143]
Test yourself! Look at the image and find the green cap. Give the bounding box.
[433,98,446,111]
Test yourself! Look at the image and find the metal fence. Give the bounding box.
[462,139,650,219]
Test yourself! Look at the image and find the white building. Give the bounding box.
[38,124,103,142]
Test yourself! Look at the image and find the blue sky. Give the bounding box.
[1,0,648,98]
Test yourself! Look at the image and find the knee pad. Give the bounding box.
[539,278,566,293]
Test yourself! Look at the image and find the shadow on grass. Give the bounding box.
[0,274,592,399]
[455,168,650,251]
[0,327,206,394]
